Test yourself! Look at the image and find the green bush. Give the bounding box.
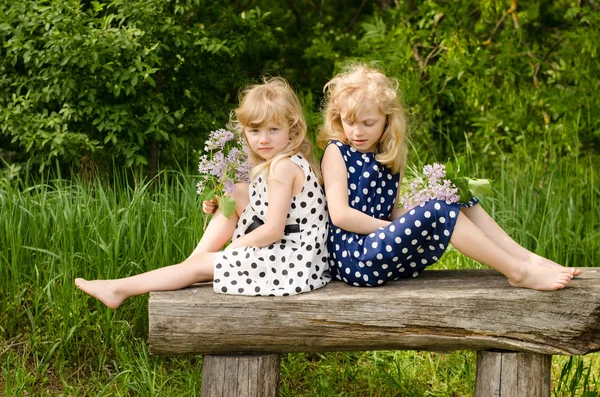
[0,0,278,171]
[1,0,598,174]
[342,0,600,161]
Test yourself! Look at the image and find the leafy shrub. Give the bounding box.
[1,0,598,174]
[0,0,278,171]
[343,0,600,161]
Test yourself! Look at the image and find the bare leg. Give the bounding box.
[75,252,215,309]
[75,185,249,310]
[461,204,580,276]
[450,212,573,290]
[188,183,249,258]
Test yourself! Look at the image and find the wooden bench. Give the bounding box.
[148,269,600,396]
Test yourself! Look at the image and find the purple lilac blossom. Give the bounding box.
[423,163,446,184]
[431,179,460,203]
[198,154,210,174]
[197,130,252,196]
[401,163,459,209]
[209,152,227,177]
[196,181,205,195]
[223,179,235,194]
[235,160,252,183]
[226,146,252,183]
[204,129,235,151]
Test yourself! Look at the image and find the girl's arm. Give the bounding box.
[391,206,409,221]
[322,144,391,234]
[227,158,302,249]
[390,180,409,220]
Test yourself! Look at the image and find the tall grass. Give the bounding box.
[1,151,598,396]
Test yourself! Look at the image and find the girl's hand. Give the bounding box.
[202,198,218,215]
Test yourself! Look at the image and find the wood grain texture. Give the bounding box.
[148,269,600,356]
[475,351,551,397]
[201,354,279,397]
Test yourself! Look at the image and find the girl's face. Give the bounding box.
[244,120,291,160]
[340,102,387,153]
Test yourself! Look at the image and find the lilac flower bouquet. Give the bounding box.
[197,129,251,218]
[400,156,492,210]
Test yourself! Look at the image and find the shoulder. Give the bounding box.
[321,143,349,181]
[269,157,303,183]
[323,141,346,165]
[326,139,347,151]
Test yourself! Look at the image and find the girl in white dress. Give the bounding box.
[75,77,330,308]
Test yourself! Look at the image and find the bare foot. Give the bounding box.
[527,254,581,276]
[507,263,574,291]
[75,278,126,309]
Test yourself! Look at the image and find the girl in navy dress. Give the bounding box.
[319,64,579,290]
[75,77,330,309]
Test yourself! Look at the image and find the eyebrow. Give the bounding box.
[247,123,282,129]
[344,117,377,123]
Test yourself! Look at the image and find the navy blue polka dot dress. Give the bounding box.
[326,140,479,287]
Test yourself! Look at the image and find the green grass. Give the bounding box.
[1,151,599,396]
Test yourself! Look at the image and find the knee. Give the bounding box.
[186,252,215,280]
[229,183,248,201]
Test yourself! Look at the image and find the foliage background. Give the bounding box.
[1,0,600,395]
[1,0,598,175]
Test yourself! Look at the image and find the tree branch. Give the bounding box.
[532,38,564,89]
[483,1,518,45]
[318,0,325,30]
[343,0,369,33]
[419,43,444,80]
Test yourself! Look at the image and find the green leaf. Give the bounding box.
[451,177,471,203]
[467,178,493,196]
[456,156,465,176]
[445,160,454,178]
[201,190,216,201]
[218,195,237,219]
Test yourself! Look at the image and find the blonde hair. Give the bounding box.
[228,76,319,182]
[318,64,409,175]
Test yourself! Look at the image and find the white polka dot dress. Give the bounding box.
[326,140,479,287]
[214,154,331,296]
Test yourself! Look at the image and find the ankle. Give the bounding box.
[506,262,528,283]
[108,279,127,298]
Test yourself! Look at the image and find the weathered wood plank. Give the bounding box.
[149,269,600,356]
[475,351,551,397]
[201,354,279,397]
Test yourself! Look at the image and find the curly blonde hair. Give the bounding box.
[228,76,320,182]
[318,64,409,175]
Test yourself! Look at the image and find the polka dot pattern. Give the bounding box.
[214,154,331,296]
[326,140,479,287]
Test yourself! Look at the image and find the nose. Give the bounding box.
[258,132,270,143]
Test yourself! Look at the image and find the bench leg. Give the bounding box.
[201,354,280,397]
[475,351,551,397]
